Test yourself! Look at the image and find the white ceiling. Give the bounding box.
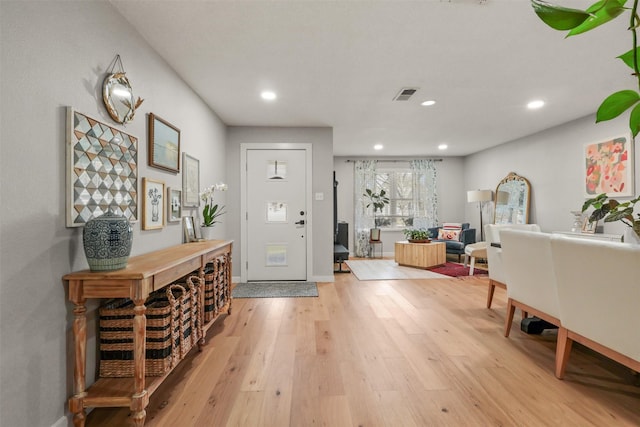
[111,0,629,157]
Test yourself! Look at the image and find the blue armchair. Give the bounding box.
[428,223,477,262]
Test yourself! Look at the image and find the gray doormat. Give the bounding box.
[232,281,318,298]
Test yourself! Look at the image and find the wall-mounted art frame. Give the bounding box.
[142,178,165,230]
[148,113,180,173]
[66,107,138,227]
[183,216,196,242]
[584,134,634,198]
[167,187,182,223]
[182,153,200,207]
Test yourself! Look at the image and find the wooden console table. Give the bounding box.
[395,241,445,269]
[63,240,233,427]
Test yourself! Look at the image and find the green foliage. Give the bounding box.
[531,1,590,30]
[531,0,640,136]
[202,203,226,227]
[582,193,640,230]
[403,228,431,241]
[596,90,640,122]
[363,188,390,215]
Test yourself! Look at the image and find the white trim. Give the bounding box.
[51,415,70,427]
[240,143,313,283]
[312,275,334,283]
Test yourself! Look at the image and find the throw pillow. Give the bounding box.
[438,228,461,241]
[442,222,462,230]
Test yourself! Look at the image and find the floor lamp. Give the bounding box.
[467,189,493,241]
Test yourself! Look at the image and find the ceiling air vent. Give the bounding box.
[393,87,419,101]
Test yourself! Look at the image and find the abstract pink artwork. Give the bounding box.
[584,135,634,197]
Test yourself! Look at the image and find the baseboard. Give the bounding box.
[51,414,70,427]
[232,275,333,283]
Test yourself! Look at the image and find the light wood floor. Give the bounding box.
[86,273,640,426]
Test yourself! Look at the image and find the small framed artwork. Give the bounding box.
[148,113,180,173]
[183,216,196,242]
[581,217,597,234]
[142,178,165,230]
[370,228,381,241]
[167,187,182,223]
[182,153,200,207]
[584,134,634,197]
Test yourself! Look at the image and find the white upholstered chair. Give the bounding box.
[550,235,640,379]
[500,229,561,338]
[484,224,541,308]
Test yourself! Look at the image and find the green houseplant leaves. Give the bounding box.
[582,193,640,238]
[531,0,640,136]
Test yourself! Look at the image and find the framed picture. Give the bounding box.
[182,153,200,207]
[66,107,138,227]
[142,178,165,230]
[581,217,597,234]
[148,113,180,173]
[167,187,182,223]
[584,135,634,197]
[183,216,196,242]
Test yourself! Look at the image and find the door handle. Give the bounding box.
[295,220,305,225]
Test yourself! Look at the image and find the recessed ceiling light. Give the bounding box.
[421,100,436,106]
[527,99,544,109]
[374,144,383,150]
[261,91,277,101]
[438,144,448,150]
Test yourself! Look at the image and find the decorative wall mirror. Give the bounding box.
[494,172,531,224]
[102,55,143,124]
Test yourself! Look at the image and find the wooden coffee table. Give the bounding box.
[394,241,446,269]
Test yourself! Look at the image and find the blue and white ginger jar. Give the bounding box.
[83,210,133,271]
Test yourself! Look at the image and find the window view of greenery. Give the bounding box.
[373,168,414,228]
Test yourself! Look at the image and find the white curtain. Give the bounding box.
[410,159,438,229]
[354,160,377,257]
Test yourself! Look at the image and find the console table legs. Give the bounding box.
[131,300,148,426]
[70,286,87,427]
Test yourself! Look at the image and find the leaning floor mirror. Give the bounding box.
[494,172,531,224]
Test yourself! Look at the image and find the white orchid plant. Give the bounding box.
[199,182,227,227]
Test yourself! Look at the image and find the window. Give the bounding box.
[371,167,415,228]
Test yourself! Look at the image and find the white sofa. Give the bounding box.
[484,224,541,308]
[500,229,561,338]
[551,234,640,378]
[499,230,640,379]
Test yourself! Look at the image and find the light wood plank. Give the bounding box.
[86,273,640,427]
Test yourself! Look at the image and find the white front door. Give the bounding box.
[245,148,308,281]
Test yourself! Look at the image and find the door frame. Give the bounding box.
[240,143,313,283]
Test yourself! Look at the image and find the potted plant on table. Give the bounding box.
[199,182,227,240]
[403,228,432,243]
[363,188,390,228]
[582,193,640,243]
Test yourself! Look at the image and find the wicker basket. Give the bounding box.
[98,275,202,378]
[99,294,173,377]
[167,276,202,360]
[204,256,229,322]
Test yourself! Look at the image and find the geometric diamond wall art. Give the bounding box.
[66,107,138,227]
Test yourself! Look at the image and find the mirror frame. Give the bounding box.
[494,172,531,224]
[102,72,137,124]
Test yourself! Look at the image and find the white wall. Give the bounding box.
[0,2,227,426]
[226,127,334,280]
[333,157,467,254]
[464,114,640,238]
